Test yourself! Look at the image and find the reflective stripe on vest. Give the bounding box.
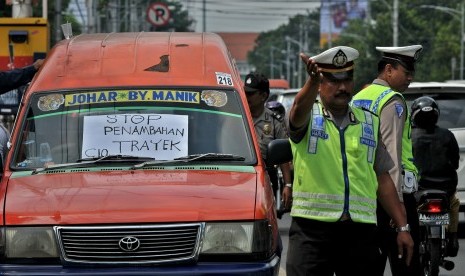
[372,88,392,113]
[308,104,327,154]
[361,110,376,163]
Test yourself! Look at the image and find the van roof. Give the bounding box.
[29,32,242,92]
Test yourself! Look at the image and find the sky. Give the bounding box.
[181,0,321,33]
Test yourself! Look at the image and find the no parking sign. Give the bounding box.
[146,2,171,26]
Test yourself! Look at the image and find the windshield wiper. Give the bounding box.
[131,153,245,170]
[76,154,154,163]
[32,155,154,174]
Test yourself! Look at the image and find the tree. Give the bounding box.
[337,0,463,87]
[249,0,465,89]
[247,10,321,88]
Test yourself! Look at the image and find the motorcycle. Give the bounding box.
[415,189,455,276]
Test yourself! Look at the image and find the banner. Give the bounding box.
[320,0,368,48]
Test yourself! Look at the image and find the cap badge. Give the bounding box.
[332,50,348,67]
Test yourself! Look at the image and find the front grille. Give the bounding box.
[54,223,204,265]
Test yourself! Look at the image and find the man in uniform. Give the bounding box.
[244,72,293,210]
[352,45,423,276]
[286,46,413,276]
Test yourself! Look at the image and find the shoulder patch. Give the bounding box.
[394,103,404,118]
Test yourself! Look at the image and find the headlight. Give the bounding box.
[201,220,272,255]
[5,227,59,258]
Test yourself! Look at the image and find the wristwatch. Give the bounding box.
[285,183,292,188]
[396,224,411,232]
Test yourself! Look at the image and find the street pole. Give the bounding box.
[393,0,398,46]
[202,0,206,32]
[285,36,305,87]
[286,39,291,86]
[461,1,464,79]
[270,47,274,78]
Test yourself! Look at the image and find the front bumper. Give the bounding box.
[0,256,280,275]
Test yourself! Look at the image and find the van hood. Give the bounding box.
[4,169,258,225]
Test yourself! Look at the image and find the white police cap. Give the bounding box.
[311,46,359,80]
[376,45,423,71]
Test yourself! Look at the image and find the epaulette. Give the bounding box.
[270,111,284,122]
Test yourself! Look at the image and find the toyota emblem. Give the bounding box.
[119,236,140,251]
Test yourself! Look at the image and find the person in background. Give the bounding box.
[286,46,412,276]
[244,72,293,211]
[351,45,423,276]
[410,96,460,257]
[0,59,44,94]
[0,124,9,163]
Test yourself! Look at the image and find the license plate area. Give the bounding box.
[418,213,449,225]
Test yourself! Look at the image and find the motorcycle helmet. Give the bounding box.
[410,96,440,129]
[265,101,286,116]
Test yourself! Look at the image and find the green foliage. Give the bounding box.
[248,10,321,88]
[340,0,465,87]
[249,0,465,89]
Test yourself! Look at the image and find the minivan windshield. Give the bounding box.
[12,88,256,169]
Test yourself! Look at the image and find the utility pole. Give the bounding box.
[270,47,274,78]
[461,1,464,79]
[202,0,206,32]
[393,0,398,46]
[129,0,138,32]
[87,0,95,33]
[286,39,291,85]
[55,0,62,43]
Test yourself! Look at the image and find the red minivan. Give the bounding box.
[0,32,281,275]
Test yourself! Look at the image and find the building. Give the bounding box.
[216,32,259,79]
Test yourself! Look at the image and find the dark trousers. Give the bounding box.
[266,166,279,198]
[286,217,380,276]
[376,193,421,276]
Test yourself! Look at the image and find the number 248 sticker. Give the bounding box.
[216,72,233,86]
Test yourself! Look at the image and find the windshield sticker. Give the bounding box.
[201,90,227,107]
[65,90,199,107]
[38,94,65,111]
[82,114,188,160]
[215,72,233,86]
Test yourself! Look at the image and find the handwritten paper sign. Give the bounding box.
[81,114,188,160]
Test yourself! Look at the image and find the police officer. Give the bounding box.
[286,46,413,276]
[352,45,423,276]
[0,59,44,94]
[244,72,293,210]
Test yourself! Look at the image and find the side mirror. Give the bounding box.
[266,139,292,165]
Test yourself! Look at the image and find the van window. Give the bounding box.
[12,88,255,168]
